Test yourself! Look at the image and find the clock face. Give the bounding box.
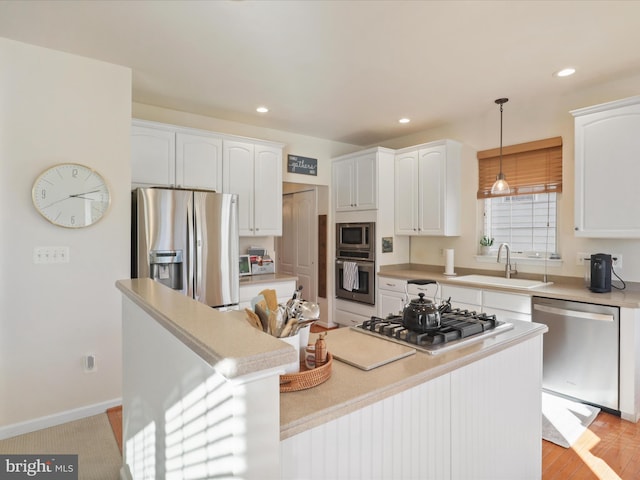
[32,163,111,228]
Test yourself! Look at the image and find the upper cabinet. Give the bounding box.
[333,151,377,211]
[131,120,222,191]
[394,139,461,236]
[132,119,284,237]
[223,139,283,236]
[572,96,640,238]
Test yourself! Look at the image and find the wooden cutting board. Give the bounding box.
[325,328,416,371]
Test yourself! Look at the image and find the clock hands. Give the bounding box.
[40,189,103,209]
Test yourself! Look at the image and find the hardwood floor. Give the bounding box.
[543,411,640,479]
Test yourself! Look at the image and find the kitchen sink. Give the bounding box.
[448,274,552,290]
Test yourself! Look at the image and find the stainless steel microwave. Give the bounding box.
[336,222,375,261]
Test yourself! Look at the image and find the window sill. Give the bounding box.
[474,255,563,267]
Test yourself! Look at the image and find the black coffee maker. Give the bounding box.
[590,253,612,293]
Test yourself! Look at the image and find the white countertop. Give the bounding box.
[379,264,640,308]
[279,319,546,439]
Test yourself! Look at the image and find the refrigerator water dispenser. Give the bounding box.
[149,250,183,290]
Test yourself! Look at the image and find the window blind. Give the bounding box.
[477,137,563,199]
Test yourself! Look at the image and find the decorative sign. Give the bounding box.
[287,154,317,176]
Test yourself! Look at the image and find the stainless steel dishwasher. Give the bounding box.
[532,296,619,412]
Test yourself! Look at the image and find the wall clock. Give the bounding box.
[32,163,111,228]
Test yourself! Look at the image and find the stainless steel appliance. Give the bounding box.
[335,258,375,305]
[132,187,239,308]
[335,222,375,305]
[532,296,619,412]
[336,222,375,259]
[353,309,513,355]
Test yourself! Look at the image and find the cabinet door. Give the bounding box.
[354,154,377,210]
[333,159,355,211]
[223,140,255,236]
[417,145,446,235]
[131,125,175,186]
[574,98,640,237]
[378,290,406,318]
[176,133,222,191]
[394,151,419,235]
[254,144,282,236]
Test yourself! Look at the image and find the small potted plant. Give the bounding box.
[480,235,494,255]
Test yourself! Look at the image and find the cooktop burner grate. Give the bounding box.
[353,309,513,355]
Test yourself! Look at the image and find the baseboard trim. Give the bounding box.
[0,397,122,440]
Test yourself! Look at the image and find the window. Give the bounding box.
[484,193,557,255]
[478,137,562,257]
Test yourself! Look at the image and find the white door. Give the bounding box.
[254,144,283,236]
[418,145,445,234]
[277,189,317,303]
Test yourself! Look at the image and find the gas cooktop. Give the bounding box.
[352,309,513,355]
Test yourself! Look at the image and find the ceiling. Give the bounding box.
[2,0,640,146]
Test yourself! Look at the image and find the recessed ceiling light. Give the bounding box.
[399,118,411,124]
[554,68,576,78]
[256,106,269,113]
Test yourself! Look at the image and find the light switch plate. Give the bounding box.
[33,246,70,264]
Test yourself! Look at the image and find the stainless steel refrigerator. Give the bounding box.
[131,187,239,308]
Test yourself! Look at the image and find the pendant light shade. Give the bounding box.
[491,98,510,195]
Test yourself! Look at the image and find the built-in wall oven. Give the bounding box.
[335,222,375,305]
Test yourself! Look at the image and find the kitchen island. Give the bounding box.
[117,278,546,480]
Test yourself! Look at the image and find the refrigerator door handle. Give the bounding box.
[188,195,197,300]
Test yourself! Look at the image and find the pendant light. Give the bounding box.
[491,98,510,195]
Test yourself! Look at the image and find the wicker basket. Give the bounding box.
[280,352,332,392]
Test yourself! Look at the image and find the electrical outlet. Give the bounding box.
[84,354,97,373]
[576,252,588,266]
[612,254,623,269]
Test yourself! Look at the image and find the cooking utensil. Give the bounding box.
[298,301,320,320]
[402,279,441,333]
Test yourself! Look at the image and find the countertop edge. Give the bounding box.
[117,278,296,379]
[280,322,547,439]
[378,265,640,308]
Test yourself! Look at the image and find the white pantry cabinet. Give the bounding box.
[332,151,377,211]
[131,120,223,190]
[572,95,640,237]
[223,139,283,236]
[395,140,462,236]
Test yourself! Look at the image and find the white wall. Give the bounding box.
[379,73,640,282]
[0,38,131,435]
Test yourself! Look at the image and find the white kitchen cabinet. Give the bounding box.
[333,151,377,211]
[482,290,532,322]
[238,278,297,310]
[223,139,283,236]
[572,95,640,237]
[377,276,407,318]
[395,140,461,236]
[334,298,376,327]
[440,284,482,312]
[131,120,222,190]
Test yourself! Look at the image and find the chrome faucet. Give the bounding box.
[497,243,518,278]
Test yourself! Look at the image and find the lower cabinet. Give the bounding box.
[238,279,296,310]
[377,276,407,318]
[482,290,532,321]
[334,298,376,327]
